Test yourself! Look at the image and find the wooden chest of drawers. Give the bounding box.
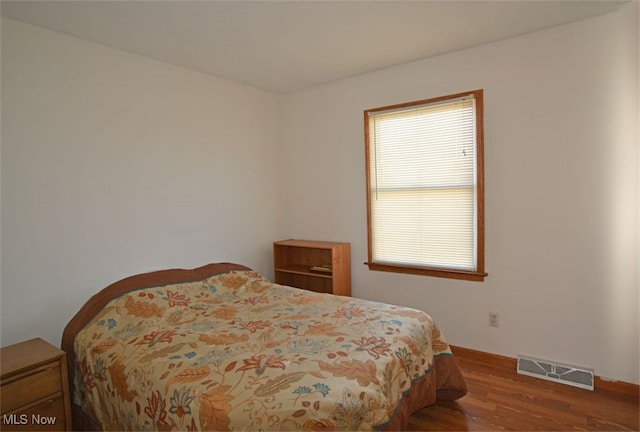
[1,338,72,431]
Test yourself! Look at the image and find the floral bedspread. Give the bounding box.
[73,270,459,431]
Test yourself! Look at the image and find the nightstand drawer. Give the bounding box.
[1,394,66,431]
[0,361,61,413]
[0,338,71,431]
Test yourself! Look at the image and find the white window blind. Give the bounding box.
[366,93,479,273]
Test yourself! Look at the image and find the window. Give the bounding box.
[364,90,486,281]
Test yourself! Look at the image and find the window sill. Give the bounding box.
[365,262,487,282]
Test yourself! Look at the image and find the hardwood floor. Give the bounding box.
[407,346,639,431]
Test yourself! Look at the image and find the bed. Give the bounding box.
[61,263,466,431]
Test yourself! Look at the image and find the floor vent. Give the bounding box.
[517,355,594,390]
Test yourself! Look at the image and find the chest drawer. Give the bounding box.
[1,361,62,413]
[0,338,71,431]
[1,394,66,431]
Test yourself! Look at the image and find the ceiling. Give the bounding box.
[1,0,627,94]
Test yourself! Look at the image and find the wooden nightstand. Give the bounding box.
[0,338,72,431]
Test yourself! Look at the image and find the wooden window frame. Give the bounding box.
[364,90,487,282]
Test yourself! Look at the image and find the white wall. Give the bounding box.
[1,18,283,347]
[280,3,639,384]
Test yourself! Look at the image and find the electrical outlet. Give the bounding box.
[489,312,500,327]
